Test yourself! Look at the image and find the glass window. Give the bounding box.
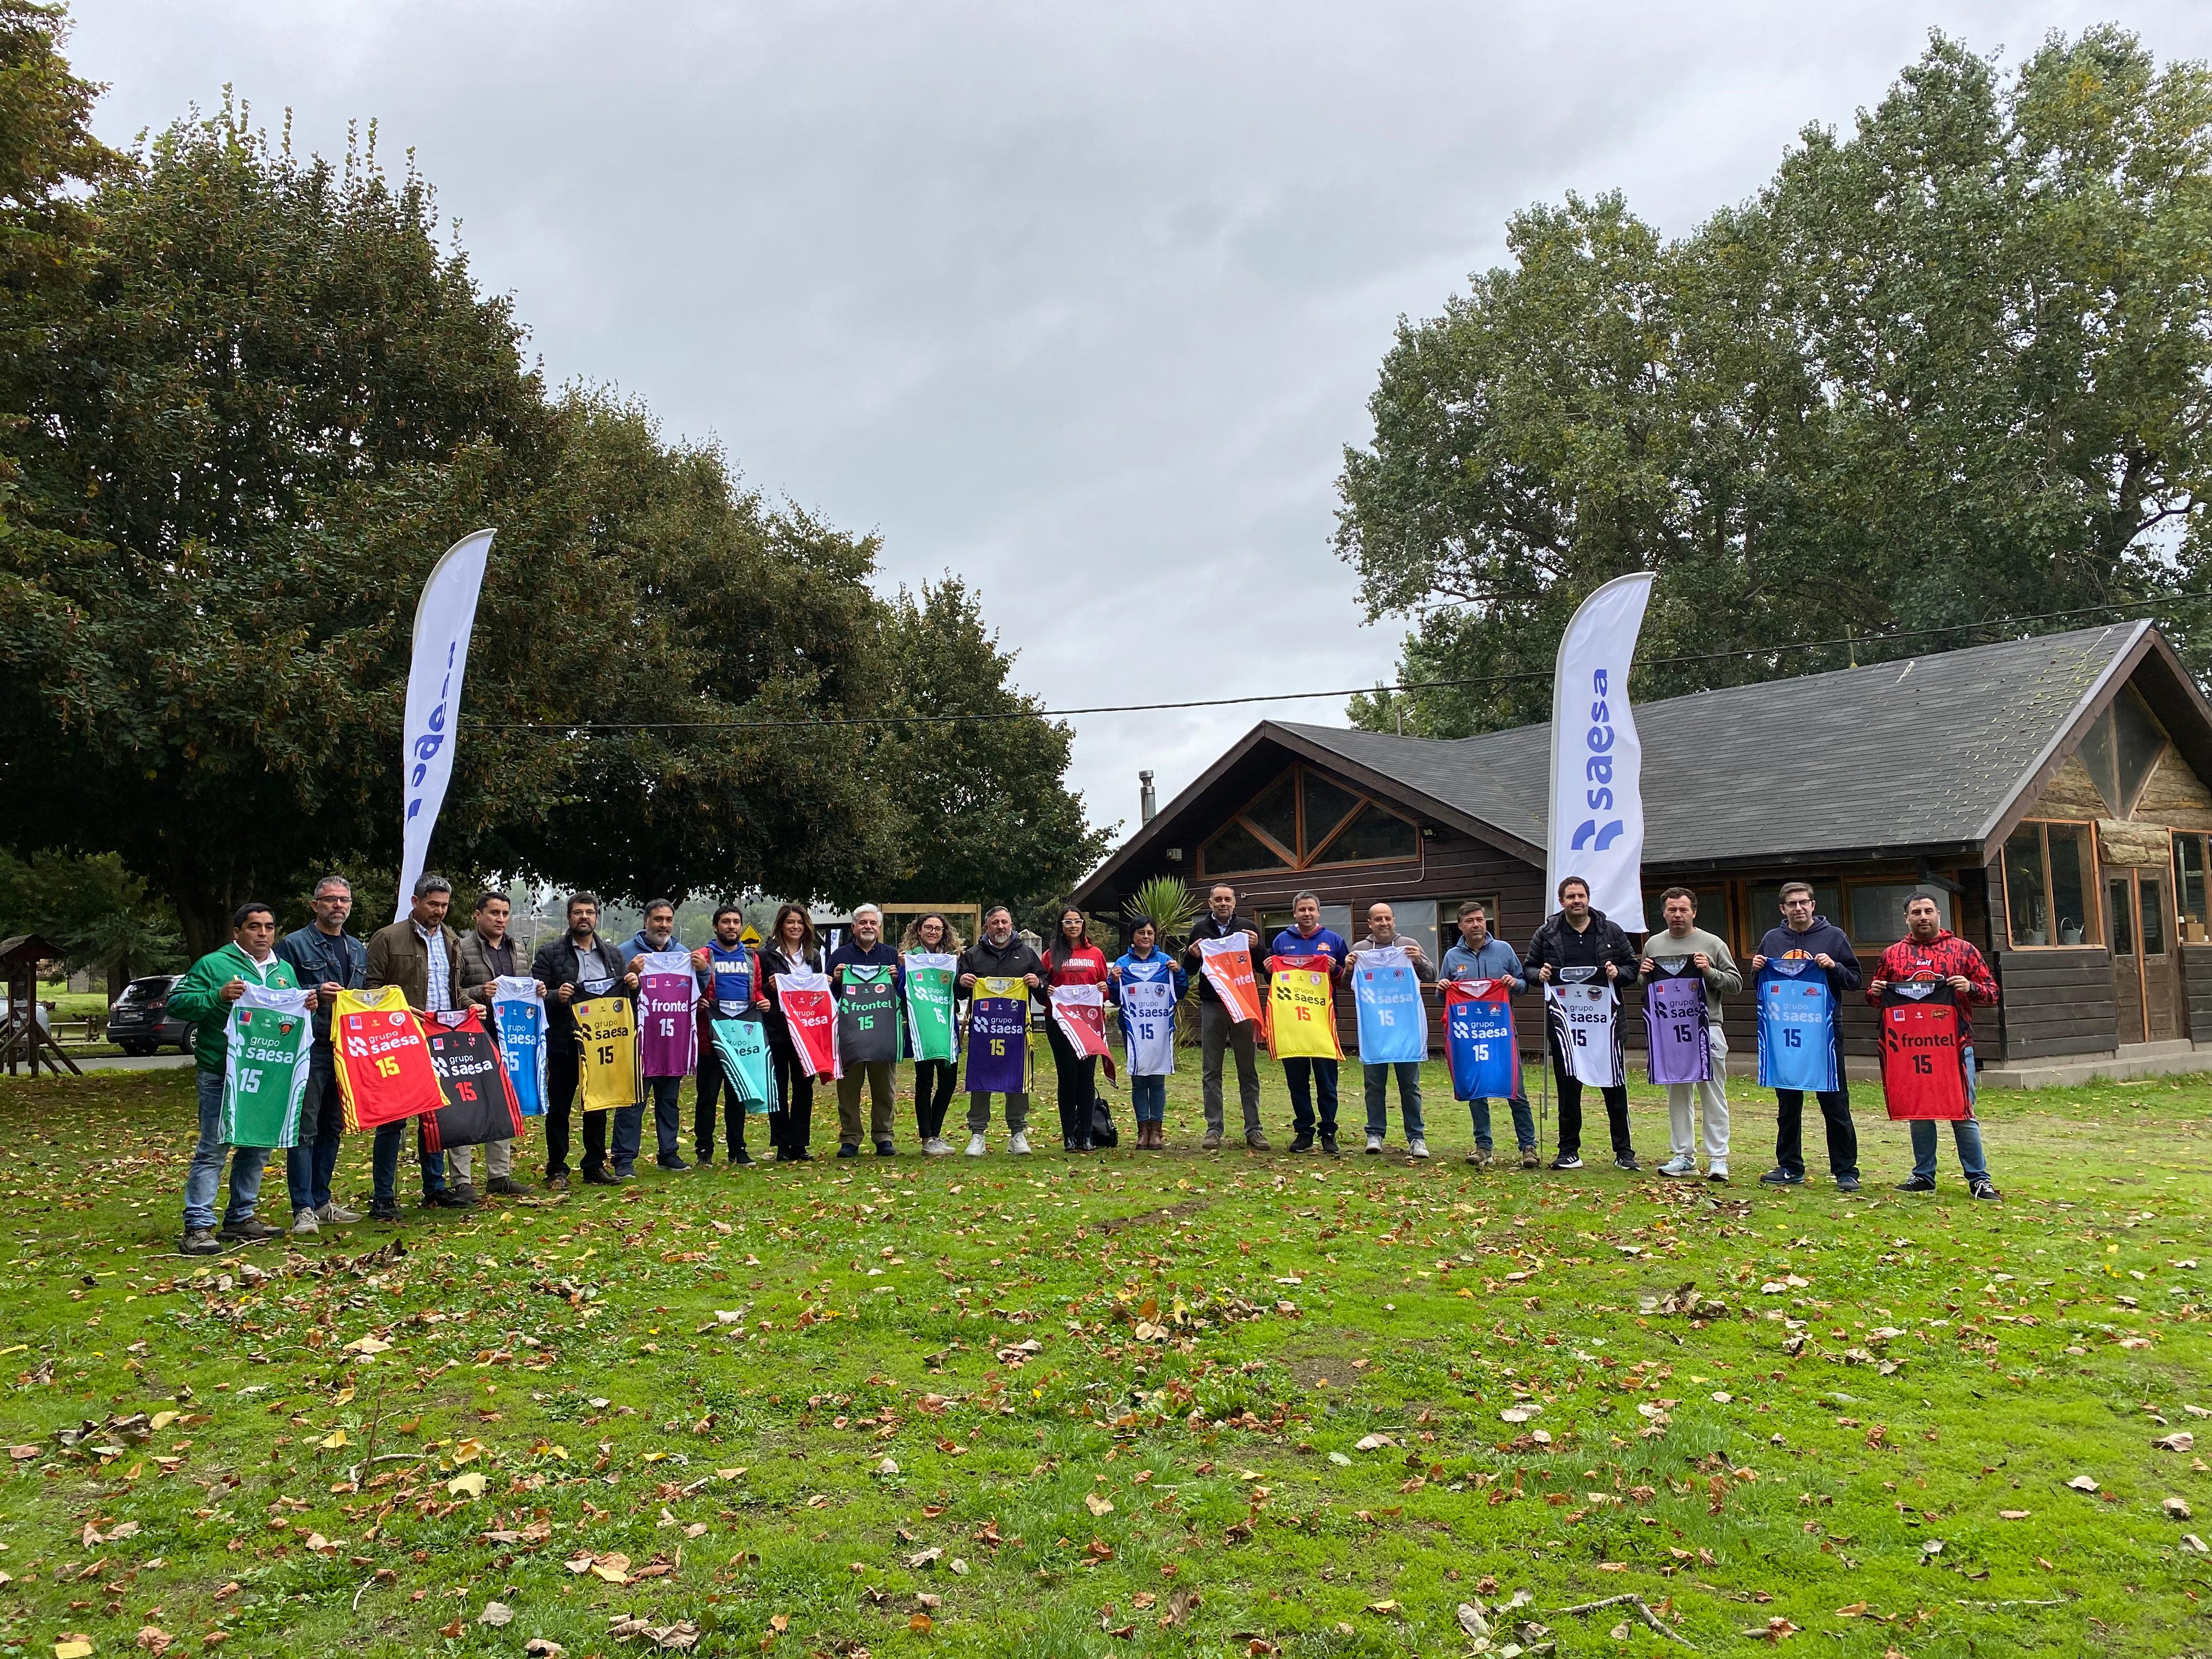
[1375,899,1438,964]
[1849,882,1950,945]
[1244,773,1300,860]
[2079,714,2123,815]
[2004,826,2049,946]
[1201,819,1289,876]
[1744,881,1844,941]
[2141,874,2168,956]
[1301,771,1363,850]
[1314,802,1419,865]
[2176,835,2210,943]
[2108,877,2135,956]
[2047,824,2093,946]
[2113,685,2168,811]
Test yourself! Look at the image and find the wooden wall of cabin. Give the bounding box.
[2005,720,2212,1048]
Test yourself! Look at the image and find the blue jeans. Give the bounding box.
[610,1103,645,1173]
[284,1046,344,1212]
[1283,1058,1339,1136]
[1363,1062,1424,1139]
[1130,1075,1167,1124]
[373,1120,446,1206]
[1910,1048,1987,1181]
[1469,1095,1536,1152]
[647,1075,685,1164]
[183,1067,268,1232]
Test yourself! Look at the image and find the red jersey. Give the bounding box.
[1042,942,1111,990]
[1868,929,1996,1040]
[332,987,441,1130]
[1877,981,1971,1120]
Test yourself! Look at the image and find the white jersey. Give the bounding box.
[1545,981,1622,1088]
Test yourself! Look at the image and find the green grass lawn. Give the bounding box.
[2,1060,2208,1658]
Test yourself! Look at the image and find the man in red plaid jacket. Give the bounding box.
[1867,892,2001,1199]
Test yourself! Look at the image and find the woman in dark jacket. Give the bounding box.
[899,912,964,1155]
[760,903,825,1161]
[1041,906,1111,1153]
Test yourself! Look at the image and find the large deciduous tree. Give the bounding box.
[1339,29,2212,736]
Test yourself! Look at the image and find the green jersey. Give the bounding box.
[221,985,314,1148]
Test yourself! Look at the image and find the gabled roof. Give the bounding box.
[1080,620,2207,901]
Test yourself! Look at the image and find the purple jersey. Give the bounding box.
[637,951,698,1079]
[1643,967,1712,1085]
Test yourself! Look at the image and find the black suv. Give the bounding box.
[110,975,191,1056]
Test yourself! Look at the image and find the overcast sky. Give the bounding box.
[66,0,2212,850]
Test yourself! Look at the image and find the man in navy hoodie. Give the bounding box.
[1748,881,1862,1192]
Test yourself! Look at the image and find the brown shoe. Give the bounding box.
[1148,1124,1165,1149]
[1201,1127,1223,1150]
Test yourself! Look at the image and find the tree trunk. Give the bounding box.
[173,889,234,962]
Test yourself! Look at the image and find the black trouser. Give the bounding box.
[1046,1022,1098,1146]
[1550,1036,1632,1159]
[768,1035,814,1152]
[1775,1087,1858,1179]
[545,1045,610,1176]
[695,1036,751,1159]
[914,1058,958,1139]
[1282,1058,1339,1136]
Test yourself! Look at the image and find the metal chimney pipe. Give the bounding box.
[1139,769,1157,823]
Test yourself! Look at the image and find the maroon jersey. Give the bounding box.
[1877,980,1970,1120]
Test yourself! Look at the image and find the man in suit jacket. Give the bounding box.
[364,874,467,1219]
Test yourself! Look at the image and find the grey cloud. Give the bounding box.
[68,0,2212,850]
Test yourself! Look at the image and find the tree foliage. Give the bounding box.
[0,848,182,990]
[0,75,1101,951]
[1339,29,2212,736]
[872,578,1113,913]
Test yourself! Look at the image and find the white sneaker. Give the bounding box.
[1407,1138,1429,1160]
[315,1201,362,1224]
[1707,1159,1730,1182]
[1008,1132,1032,1155]
[291,1207,319,1236]
[964,1133,988,1158]
[1657,1154,1697,1178]
[1364,1133,1385,1154]
[924,1137,952,1156]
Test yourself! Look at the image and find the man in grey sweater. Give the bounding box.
[1638,887,1742,1180]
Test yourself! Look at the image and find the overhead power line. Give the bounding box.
[463,591,2211,734]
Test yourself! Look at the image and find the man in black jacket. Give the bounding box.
[1181,882,1269,1151]
[1747,881,1864,1192]
[956,906,1045,1156]
[528,893,641,1188]
[1524,876,1642,1172]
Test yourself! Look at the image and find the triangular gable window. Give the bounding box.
[1200,763,1420,877]
[2077,682,2170,818]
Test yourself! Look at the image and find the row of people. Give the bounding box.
[171,870,2001,1251]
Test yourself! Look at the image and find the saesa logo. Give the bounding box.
[1570,668,1623,853]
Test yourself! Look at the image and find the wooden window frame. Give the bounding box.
[1197,763,1422,880]
[1999,820,2101,950]
[2171,832,2212,946]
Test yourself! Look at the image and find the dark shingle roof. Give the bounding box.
[1277,620,2147,867]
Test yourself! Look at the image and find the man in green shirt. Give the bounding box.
[169,903,315,1255]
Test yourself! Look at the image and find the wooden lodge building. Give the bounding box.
[1071,621,2212,1085]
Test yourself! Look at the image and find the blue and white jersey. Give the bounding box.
[1756,958,1838,1093]
[700,943,757,1017]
